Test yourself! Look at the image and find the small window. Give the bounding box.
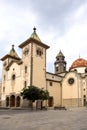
[56,67,58,71]
[36,48,43,56]
[4,75,6,80]
[85,68,87,73]
[84,88,86,91]
[64,66,66,71]
[12,74,16,80]
[24,81,27,88]
[23,48,29,56]
[74,69,77,72]
[37,50,39,55]
[84,95,86,98]
[3,87,5,93]
[57,57,59,60]
[68,78,74,85]
[62,57,64,60]
[49,81,53,86]
[25,66,27,73]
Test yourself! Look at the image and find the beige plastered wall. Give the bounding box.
[47,80,61,107]
[32,43,46,89]
[62,71,82,107]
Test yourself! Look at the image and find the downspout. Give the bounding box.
[45,49,48,108]
[77,73,81,107]
[30,43,33,86]
[60,82,62,106]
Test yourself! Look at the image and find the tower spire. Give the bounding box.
[54,50,66,74]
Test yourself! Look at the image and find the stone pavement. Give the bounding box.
[0,107,87,130]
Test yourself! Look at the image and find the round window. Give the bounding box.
[68,78,74,85]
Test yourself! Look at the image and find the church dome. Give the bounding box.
[70,58,87,70]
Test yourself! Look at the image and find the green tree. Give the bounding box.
[39,88,49,100]
[21,86,49,109]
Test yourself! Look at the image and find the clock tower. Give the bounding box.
[54,50,66,74]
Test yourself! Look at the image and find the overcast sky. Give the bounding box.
[0,0,87,80]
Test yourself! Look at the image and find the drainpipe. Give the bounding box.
[60,82,62,106]
[30,43,33,86]
[77,73,81,107]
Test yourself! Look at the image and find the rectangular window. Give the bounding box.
[24,81,27,88]
[25,66,27,73]
[56,67,58,71]
[49,81,53,86]
[36,47,43,56]
[3,87,5,93]
[4,75,6,80]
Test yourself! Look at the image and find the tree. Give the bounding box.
[39,89,49,100]
[21,86,49,109]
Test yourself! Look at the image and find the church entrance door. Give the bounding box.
[48,96,54,107]
[83,95,86,106]
[10,95,15,107]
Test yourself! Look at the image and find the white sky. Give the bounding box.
[0,0,87,80]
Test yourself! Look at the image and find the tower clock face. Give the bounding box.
[68,78,74,85]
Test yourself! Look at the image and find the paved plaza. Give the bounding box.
[0,107,87,130]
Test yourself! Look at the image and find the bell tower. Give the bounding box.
[19,27,50,89]
[54,50,66,74]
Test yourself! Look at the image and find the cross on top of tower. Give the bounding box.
[33,27,36,32]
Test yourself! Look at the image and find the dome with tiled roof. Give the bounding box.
[1,45,21,61]
[70,58,87,70]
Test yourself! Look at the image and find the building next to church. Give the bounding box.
[0,27,87,108]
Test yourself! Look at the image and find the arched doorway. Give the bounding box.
[48,96,54,107]
[6,97,9,107]
[83,95,86,106]
[10,95,15,107]
[16,96,20,107]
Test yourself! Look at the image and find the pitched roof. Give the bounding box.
[30,27,41,42]
[1,45,21,61]
[19,27,50,49]
[9,45,20,58]
[56,50,64,58]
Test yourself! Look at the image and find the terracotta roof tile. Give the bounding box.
[70,58,87,70]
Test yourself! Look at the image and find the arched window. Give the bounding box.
[25,66,27,73]
[6,97,9,107]
[24,81,27,88]
[12,74,16,80]
[36,48,43,56]
[85,68,87,73]
[3,87,5,93]
[4,75,6,80]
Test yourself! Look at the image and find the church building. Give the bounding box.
[1,27,87,108]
